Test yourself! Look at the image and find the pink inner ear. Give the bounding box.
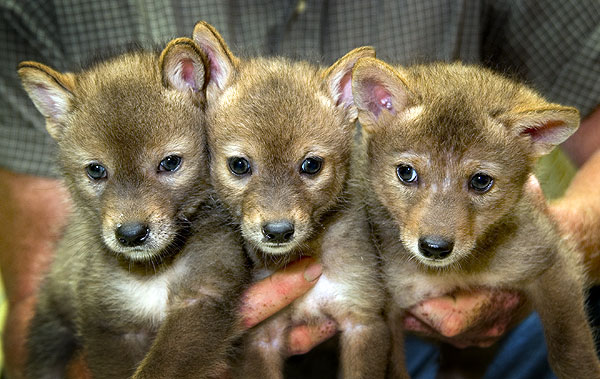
[364,81,394,119]
[338,71,353,107]
[180,58,198,90]
[206,49,220,77]
[34,82,64,117]
[520,120,565,143]
[200,44,223,87]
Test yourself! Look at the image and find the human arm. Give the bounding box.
[0,169,71,379]
[550,107,600,280]
[240,257,327,354]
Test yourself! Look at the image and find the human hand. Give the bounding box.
[239,257,337,355]
[526,163,600,283]
[13,255,329,379]
[404,288,526,348]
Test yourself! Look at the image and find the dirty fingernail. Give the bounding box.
[303,262,322,282]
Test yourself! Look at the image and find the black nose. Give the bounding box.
[418,236,454,260]
[262,221,295,243]
[115,222,150,247]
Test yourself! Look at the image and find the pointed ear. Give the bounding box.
[321,46,376,110]
[351,57,412,133]
[160,37,208,97]
[192,21,238,91]
[507,105,580,157]
[17,61,75,140]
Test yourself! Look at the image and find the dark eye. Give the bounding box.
[397,164,418,184]
[86,163,107,180]
[159,155,182,172]
[300,157,323,175]
[469,173,494,193]
[228,157,251,176]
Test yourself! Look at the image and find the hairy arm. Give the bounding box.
[550,108,600,280]
[0,169,70,379]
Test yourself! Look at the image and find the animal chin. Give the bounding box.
[119,249,163,262]
[415,255,455,268]
[102,233,174,262]
[256,241,297,255]
[403,237,456,269]
[413,247,464,269]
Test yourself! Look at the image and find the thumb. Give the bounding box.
[240,258,322,328]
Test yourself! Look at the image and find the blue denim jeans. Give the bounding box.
[406,312,556,379]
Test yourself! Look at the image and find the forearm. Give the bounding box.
[562,106,600,167]
[0,168,70,378]
[550,150,600,281]
[548,105,600,281]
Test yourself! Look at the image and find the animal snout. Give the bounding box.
[115,222,150,247]
[418,236,454,260]
[262,221,295,243]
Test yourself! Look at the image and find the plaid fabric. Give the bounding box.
[1,0,599,177]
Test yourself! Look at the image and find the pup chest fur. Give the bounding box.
[292,272,359,326]
[113,255,192,326]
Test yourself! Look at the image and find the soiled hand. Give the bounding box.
[239,257,334,355]
[243,263,525,352]
[403,288,525,348]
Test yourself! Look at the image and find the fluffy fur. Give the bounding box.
[19,38,250,378]
[193,21,391,379]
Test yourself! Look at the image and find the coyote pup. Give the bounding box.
[352,58,600,379]
[19,38,249,379]
[191,22,391,379]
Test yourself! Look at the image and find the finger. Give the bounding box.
[403,313,440,336]
[476,339,498,348]
[287,320,338,356]
[481,324,507,339]
[416,288,524,343]
[443,320,510,349]
[404,316,499,349]
[240,257,322,328]
[411,291,491,337]
[405,310,507,347]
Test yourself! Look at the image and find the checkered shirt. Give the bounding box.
[1,0,598,177]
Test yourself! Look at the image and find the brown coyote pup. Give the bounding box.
[192,21,392,379]
[352,58,600,379]
[18,38,249,379]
